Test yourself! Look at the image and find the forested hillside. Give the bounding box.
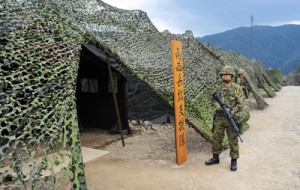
[198,24,300,75]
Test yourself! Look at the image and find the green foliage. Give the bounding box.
[296,64,300,73]
[286,64,300,85]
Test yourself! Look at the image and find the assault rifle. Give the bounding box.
[212,92,243,143]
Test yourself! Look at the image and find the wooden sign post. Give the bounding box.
[171,40,186,165]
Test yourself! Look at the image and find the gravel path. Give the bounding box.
[84,86,300,190]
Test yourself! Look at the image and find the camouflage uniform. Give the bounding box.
[212,82,244,159]
[234,103,250,133]
[206,65,246,170]
[236,68,251,132]
[237,69,249,99]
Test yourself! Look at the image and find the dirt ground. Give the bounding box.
[80,86,300,190]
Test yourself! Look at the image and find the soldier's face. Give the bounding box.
[239,74,245,78]
[222,74,232,81]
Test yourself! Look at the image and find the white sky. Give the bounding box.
[102,0,300,37]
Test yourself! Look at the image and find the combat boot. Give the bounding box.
[205,154,219,165]
[230,159,237,171]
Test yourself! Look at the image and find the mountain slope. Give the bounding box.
[197,24,300,75]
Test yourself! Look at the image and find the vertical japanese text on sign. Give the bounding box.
[171,40,187,165]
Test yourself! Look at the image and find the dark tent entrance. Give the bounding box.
[76,44,129,133]
[76,44,172,134]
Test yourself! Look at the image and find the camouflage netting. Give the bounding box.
[286,64,300,85]
[266,68,286,86]
[1,1,86,189]
[1,0,282,189]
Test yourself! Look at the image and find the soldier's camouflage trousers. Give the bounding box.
[212,114,239,159]
[242,86,249,99]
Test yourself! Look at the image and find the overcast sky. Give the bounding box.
[102,0,300,37]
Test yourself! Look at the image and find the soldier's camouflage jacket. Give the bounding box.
[212,82,244,116]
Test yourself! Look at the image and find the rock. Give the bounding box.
[142,121,152,128]
[131,120,138,126]
[128,122,135,129]
[151,125,160,131]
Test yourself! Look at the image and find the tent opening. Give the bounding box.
[75,44,129,133]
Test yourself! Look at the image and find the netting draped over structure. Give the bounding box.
[1,0,281,189]
[1,2,86,189]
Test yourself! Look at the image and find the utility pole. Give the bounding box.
[250,15,254,58]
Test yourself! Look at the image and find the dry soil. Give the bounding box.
[81,86,300,190]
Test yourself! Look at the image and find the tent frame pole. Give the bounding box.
[106,56,125,147]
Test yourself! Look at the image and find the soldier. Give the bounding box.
[205,65,244,171]
[237,68,249,99]
[236,68,251,133]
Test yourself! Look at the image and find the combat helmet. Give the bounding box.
[219,65,235,76]
[238,68,246,75]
